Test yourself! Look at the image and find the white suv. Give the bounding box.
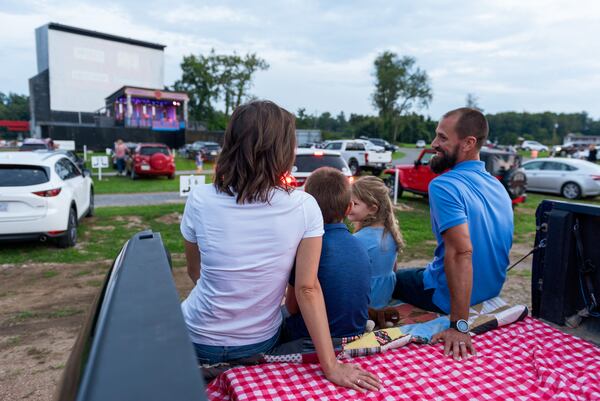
[521,140,548,152]
[289,149,353,189]
[0,151,94,247]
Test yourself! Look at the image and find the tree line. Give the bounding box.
[296,109,600,145]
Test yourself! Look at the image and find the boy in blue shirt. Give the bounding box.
[284,167,371,341]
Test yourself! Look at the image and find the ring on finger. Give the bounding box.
[459,341,466,345]
[356,378,362,385]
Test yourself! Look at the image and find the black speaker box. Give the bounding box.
[532,200,600,333]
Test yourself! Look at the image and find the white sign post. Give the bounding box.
[53,140,76,151]
[91,156,109,181]
[180,175,206,197]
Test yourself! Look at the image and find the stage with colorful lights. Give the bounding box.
[106,87,189,132]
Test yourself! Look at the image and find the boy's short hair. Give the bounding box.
[304,167,351,224]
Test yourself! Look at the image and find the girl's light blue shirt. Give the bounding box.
[354,226,398,308]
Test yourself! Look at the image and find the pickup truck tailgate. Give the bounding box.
[367,150,392,164]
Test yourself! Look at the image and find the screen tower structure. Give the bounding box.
[29,23,166,137]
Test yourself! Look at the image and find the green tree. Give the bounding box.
[465,93,483,112]
[174,50,268,129]
[218,53,269,115]
[348,114,383,139]
[0,92,30,120]
[173,50,221,126]
[372,52,432,142]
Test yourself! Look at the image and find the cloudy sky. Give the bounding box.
[1,0,600,118]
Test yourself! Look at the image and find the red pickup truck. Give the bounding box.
[382,148,527,206]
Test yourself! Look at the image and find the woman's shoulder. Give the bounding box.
[188,183,226,204]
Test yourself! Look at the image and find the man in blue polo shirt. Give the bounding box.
[392,108,513,361]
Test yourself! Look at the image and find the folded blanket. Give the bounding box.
[340,297,528,358]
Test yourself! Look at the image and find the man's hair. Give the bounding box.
[443,107,489,149]
[214,100,296,204]
[304,167,351,224]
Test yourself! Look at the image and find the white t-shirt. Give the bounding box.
[180,184,324,346]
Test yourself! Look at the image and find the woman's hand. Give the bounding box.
[324,361,381,393]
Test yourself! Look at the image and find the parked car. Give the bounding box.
[126,143,176,180]
[520,140,549,152]
[187,141,222,162]
[551,142,577,157]
[19,138,55,151]
[521,158,600,199]
[287,148,353,189]
[415,140,427,148]
[366,137,399,152]
[382,148,527,206]
[0,151,94,247]
[53,149,86,171]
[323,140,392,176]
[54,231,209,401]
[297,142,321,149]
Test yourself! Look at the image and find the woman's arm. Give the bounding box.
[285,284,299,315]
[295,237,381,393]
[184,240,201,284]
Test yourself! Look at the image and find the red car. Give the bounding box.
[383,148,527,206]
[126,143,176,180]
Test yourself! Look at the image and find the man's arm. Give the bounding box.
[444,223,472,323]
[431,223,476,360]
[184,240,201,284]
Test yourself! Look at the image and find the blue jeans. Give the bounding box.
[116,158,125,174]
[392,268,444,314]
[193,329,281,365]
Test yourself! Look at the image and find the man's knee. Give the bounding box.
[393,268,425,299]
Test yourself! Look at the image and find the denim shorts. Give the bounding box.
[392,267,444,314]
[193,328,281,365]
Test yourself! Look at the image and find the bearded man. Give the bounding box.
[392,108,513,361]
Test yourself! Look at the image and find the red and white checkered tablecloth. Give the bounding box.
[206,317,600,400]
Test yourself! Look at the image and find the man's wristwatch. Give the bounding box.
[450,319,470,334]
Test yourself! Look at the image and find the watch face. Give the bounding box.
[457,320,469,333]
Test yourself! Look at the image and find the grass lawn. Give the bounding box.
[392,151,406,160]
[2,204,187,265]
[517,149,551,159]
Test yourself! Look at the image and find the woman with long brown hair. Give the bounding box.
[180,101,379,392]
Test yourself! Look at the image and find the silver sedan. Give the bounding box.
[522,158,600,199]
